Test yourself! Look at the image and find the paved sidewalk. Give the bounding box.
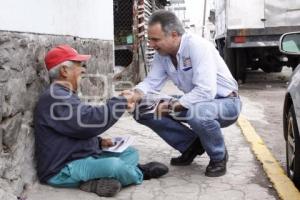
[27,82,279,200]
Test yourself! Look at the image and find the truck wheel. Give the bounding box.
[261,54,281,73]
[235,49,247,83]
[273,66,283,73]
[224,46,237,79]
[288,56,300,70]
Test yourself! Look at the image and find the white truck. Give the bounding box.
[214,0,300,82]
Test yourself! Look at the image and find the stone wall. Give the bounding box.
[0,31,114,199]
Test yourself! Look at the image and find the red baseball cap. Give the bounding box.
[44,44,91,70]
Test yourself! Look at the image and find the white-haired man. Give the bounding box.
[34,45,168,197]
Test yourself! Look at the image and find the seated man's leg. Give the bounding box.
[48,147,168,190]
[101,146,139,167]
[187,97,241,176]
[48,154,143,188]
[134,113,197,153]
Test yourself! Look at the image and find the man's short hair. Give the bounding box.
[48,60,74,82]
[148,10,185,36]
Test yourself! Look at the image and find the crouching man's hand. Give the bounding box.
[120,89,144,112]
[120,90,135,112]
[156,101,169,117]
[156,99,186,117]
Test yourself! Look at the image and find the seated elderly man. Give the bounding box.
[34,45,168,197]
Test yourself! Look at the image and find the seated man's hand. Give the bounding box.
[121,89,144,104]
[120,89,144,112]
[120,90,135,112]
[101,138,114,148]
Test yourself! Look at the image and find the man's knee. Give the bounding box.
[133,113,155,123]
[187,117,207,127]
[104,158,125,173]
[187,116,219,131]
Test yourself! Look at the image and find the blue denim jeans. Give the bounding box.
[47,147,143,187]
[135,96,241,161]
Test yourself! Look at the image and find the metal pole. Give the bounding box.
[202,0,207,37]
[151,0,156,11]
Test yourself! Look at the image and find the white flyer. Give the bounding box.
[102,135,134,153]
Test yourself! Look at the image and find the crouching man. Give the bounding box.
[34,45,168,197]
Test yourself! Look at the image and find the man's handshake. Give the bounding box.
[120,89,144,112]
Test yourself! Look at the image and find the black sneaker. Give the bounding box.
[205,149,229,177]
[138,162,169,180]
[170,139,205,166]
[79,179,121,197]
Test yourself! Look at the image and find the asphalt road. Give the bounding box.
[239,67,293,171]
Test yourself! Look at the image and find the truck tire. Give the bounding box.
[224,46,237,79]
[260,49,282,73]
[235,49,247,83]
[273,66,283,73]
[288,56,300,70]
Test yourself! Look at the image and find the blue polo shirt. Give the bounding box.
[34,83,127,183]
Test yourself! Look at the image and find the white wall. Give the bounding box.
[227,0,264,29]
[0,0,113,40]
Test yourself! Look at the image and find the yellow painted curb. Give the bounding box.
[237,115,300,200]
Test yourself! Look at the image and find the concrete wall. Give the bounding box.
[0,0,113,40]
[0,1,114,199]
